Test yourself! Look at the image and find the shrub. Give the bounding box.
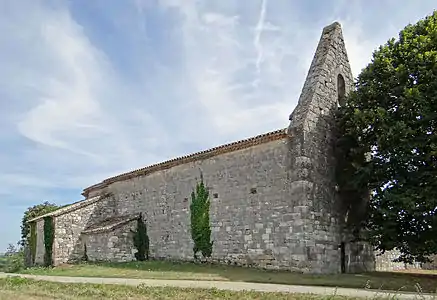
[132,213,150,261]
[190,173,213,259]
[43,216,54,267]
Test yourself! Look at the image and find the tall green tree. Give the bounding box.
[20,201,59,247]
[132,213,150,261]
[190,173,213,259]
[336,11,437,263]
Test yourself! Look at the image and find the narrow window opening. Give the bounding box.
[250,188,257,194]
[337,74,346,107]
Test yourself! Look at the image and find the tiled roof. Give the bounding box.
[27,196,101,223]
[82,128,288,197]
[82,215,138,234]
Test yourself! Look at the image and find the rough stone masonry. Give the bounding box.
[28,22,412,274]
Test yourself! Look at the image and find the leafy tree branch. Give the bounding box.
[336,11,437,263]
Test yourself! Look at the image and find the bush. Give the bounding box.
[0,252,25,273]
[132,213,150,261]
[190,173,213,260]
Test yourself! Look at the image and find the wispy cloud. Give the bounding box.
[254,0,268,75]
[155,0,308,140]
[1,0,436,250]
[1,1,171,192]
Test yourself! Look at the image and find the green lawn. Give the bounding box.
[19,261,437,294]
[0,277,364,300]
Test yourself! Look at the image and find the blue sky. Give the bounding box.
[0,0,436,251]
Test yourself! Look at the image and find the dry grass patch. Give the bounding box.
[0,277,364,300]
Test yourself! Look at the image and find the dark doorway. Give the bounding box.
[340,241,346,273]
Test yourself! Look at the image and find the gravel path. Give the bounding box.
[0,272,435,299]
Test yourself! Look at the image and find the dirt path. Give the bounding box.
[0,272,435,299]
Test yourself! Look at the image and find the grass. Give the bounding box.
[0,276,365,300]
[19,260,437,294]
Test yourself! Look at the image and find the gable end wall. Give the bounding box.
[51,196,116,265]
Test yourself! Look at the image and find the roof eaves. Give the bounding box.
[27,195,102,223]
[82,128,288,197]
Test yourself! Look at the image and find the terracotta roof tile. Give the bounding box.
[82,128,288,197]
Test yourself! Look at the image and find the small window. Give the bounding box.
[250,188,257,194]
[213,193,218,199]
[337,74,346,106]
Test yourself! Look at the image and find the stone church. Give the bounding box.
[28,22,408,274]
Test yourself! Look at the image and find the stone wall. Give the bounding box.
[78,129,375,273]
[97,138,296,269]
[345,241,375,273]
[82,219,137,262]
[34,219,45,265]
[375,249,421,271]
[52,196,116,265]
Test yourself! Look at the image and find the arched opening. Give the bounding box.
[337,74,346,107]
